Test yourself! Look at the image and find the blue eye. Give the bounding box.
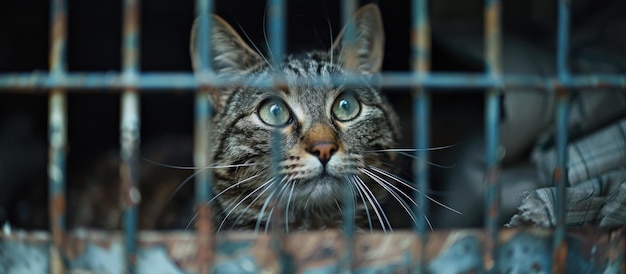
[332,93,361,121]
[258,98,291,126]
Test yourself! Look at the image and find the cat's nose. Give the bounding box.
[308,141,338,166]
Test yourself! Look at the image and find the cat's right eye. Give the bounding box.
[258,98,292,126]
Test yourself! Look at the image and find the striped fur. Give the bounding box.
[191,4,400,231]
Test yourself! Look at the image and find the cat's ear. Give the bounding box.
[190,15,264,75]
[190,15,264,110]
[331,4,385,74]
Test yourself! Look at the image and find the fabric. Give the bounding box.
[533,117,626,185]
[507,170,626,227]
[508,118,626,227]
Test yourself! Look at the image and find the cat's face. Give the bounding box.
[191,4,400,231]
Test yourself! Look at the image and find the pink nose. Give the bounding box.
[308,142,338,166]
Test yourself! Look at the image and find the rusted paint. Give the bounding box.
[49,0,67,75]
[3,228,626,273]
[484,0,502,76]
[196,205,213,273]
[552,240,568,273]
[122,0,140,75]
[411,24,430,73]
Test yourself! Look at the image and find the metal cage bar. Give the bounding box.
[1,0,626,273]
[339,0,358,272]
[411,0,431,272]
[120,0,141,272]
[267,0,292,272]
[1,72,624,91]
[48,0,68,273]
[193,0,215,272]
[552,0,571,272]
[484,0,502,272]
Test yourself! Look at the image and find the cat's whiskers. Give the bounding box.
[353,175,390,233]
[183,172,264,231]
[284,180,296,233]
[359,167,425,230]
[165,162,261,205]
[253,176,289,234]
[367,165,462,215]
[365,150,456,169]
[349,175,374,232]
[217,177,276,234]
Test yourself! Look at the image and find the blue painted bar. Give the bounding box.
[1,72,624,91]
[553,0,571,272]
[194,0,213,76]
[411,0,430,273]
[340,1,358,273]
[266,0,291,272]
[48,0,68,273]
[268,0,286,65]
[121,0,141,273]
[192,2,215,271]
[484,0,502,272]
[193,0,214,212]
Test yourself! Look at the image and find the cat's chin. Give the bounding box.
[294,175,344,206]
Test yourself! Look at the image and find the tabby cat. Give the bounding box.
[190,4,405,232]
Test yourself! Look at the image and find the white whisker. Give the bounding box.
[143,158,258,170]
[285,181,295,233]
[368,166,462,215]
[359,168,426,230]
[184,173,263,231]
[364,144,461,153]
[217,178,276,234]
[350,175,373,232]
[353,176,390,233]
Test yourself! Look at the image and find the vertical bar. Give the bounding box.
[484,0,502,272]
[411,0,430,273]
[266,0,290,273]
[121,0,141,273]
[553,0,570,272]
[194,0,214,273]
[340,1,357,273]
[48,0,67,273]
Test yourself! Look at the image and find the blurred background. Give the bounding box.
[1,0,625,230]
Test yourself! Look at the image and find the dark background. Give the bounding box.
[1,0,623,229]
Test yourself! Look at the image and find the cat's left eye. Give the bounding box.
[258,98,292,126]
[332,92,361,121]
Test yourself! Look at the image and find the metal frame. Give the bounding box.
[0,0,625,273]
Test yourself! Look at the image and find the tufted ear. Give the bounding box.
[331,4,385,75]
[190,14,264,75]
[190,15,264,110]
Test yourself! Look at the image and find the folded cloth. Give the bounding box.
[507,170,626,227]
[509,117,626,227]
[533,117,626,185]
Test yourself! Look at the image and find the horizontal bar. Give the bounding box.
[2,227,624,273]
[0,72,625,91]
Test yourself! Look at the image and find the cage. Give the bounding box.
[0,0,625,273]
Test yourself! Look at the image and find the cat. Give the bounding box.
[190,4,407,232]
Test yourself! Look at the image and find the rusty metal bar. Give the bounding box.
[193,0,215,273]
[484,0,502,272]
[1,72,626,91]
[552,0,571,273]
[411,0,430,273]
[340,1,358,273]
[266,0,291,273]
[120,0,141,273]
[48,0,68,273]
